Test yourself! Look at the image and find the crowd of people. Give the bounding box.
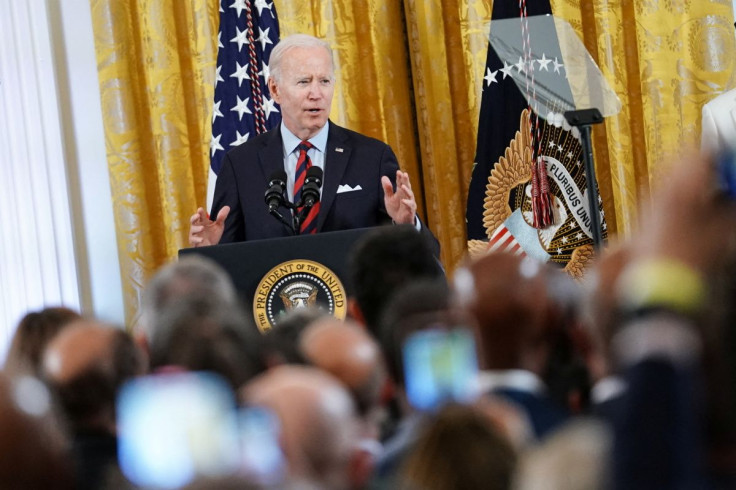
[2,149,736,489]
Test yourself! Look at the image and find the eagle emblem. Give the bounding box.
[468,109,604,279]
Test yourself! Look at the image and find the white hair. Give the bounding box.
[139,255,238,337]
[269,33,335,83]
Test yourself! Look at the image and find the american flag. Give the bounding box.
[208,0,281,209]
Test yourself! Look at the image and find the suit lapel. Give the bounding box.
[258,130,285,184]
[318,123,351,231]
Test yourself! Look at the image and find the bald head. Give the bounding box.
[44,321,118,384]
[43,320,145,430]
[241,366,359,489]
[300,318,386,415]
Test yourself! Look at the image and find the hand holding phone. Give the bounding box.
[117,372,241,488]
[402,328,479,412]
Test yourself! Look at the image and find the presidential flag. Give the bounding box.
[208,0,281,210]
[466,2,605,278]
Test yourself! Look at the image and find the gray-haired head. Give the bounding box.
[269,33,335,83]
[140,256,239,338]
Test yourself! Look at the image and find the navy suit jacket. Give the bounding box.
[490,388,569,440]
[611,359,704,490]
[211,122,439,254]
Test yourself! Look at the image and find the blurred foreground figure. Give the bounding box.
[139,255,241,341]
[43,321,146,490]
[513,418,611,490]
[300,317,388,444]
[453,252,570,439]
[141,255,265,388]
[372,279,452,480]
[262,308,327,366]
[398,403,517,490]
[578,243,632,421]
[4,306,81,377]
[0,372,74,488]
[241,365,371,490]
[349,225,445,333]
[148,298,264,390]
[604,150,736,489]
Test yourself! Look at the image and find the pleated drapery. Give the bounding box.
[89,0,734,327]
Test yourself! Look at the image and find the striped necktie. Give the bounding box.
[293,141,319,234]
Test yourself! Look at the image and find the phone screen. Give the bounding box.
[238,406,286,485]
[402,328,479,412]
[117,371,241,489]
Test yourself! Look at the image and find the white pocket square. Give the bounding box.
[337,184,362,194]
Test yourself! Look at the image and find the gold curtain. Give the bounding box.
[90,0,734,327]
[90,0,218,327]
[550,0,736,236]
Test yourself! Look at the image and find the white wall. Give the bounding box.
[0,0,124,361]
[50,0,124,325]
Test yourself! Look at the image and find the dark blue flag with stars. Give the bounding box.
[209,0,280,205]
[466,1,605,276]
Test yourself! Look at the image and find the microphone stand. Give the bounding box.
[266,168,322,236]
[293,203,316,232]
[267,195,317,236]
[270,201,297,235]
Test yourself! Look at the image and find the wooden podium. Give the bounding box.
[178,227,372,331]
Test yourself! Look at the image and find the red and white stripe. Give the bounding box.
[487,224,527,256]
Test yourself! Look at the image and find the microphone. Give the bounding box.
[300,166,323,207]
[264,170,287,212]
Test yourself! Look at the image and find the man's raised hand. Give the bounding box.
[188,206,230,247]
[382,170,417,226]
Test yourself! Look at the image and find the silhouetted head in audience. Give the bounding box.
[300,317,388,436]
[579,243,633,381]
[538,263,589,413]
[42,320,146,434]
[514,418,611,490]
[42,321,146,489]
[262,308,328,367]
[139,255,240,345]
[241,365,370,490]
[4,306,81,377]
[181,476,268,490]
[398,403,517,490]
[378,279,452,390]
[453,252,550,373]
[454,252,587,413]
[349,225,445,334]
[148,298,265,391]
[0,372,75,488]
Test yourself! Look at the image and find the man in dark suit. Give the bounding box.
[189,34,436,251]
